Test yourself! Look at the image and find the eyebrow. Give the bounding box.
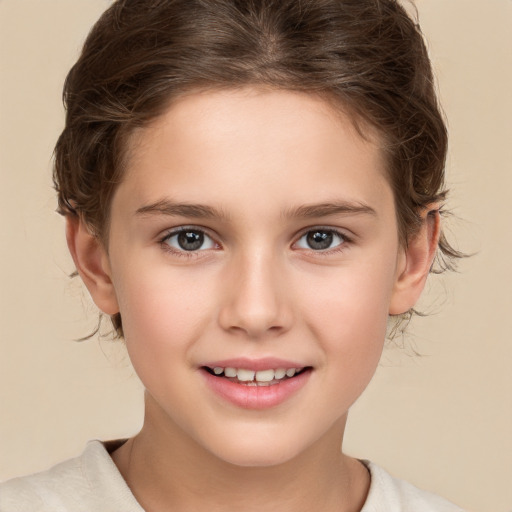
[135,200,230,220]
[135,199,377,221]
[282,201,377,219]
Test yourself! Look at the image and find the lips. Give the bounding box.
[200,358,312,409]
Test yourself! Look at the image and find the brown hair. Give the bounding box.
[54,0,462,338]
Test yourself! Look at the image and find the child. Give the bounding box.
[0,0,466,510]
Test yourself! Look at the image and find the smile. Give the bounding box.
[201,361,312,409]
[204,366,307,386]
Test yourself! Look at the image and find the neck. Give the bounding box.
[112,397,369,512]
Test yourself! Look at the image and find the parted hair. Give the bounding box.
[54,0,462,338]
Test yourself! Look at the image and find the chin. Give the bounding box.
[202,431,310,468]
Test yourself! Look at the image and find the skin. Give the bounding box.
[67,87,439,512]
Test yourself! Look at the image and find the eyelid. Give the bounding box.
[294,225,353,242]
[292,226,353,252]
[160,224,217,240]
[159,225,221,253]
[157,224,353,258]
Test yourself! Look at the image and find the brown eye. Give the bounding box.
[296,229,345,251]
[163,229,215,252]
[307,231,333,250]
[177,231,204,251]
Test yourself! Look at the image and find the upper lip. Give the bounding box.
[201,357,308,371]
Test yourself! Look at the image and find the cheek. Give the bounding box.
[296,260,396,387]
[301,261,394,338]
[113,264,217,367]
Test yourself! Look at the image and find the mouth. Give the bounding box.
[202,365,311,386]
[200,358,313,409]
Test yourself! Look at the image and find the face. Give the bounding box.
[101,87,407,466]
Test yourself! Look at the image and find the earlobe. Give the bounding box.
[389,208,441,315]
[65,216,119,315]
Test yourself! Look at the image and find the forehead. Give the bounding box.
[116,87,391,219]
[129,87,380,158]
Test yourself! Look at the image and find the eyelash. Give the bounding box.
[159,226,220,260]
[294,226,352,256]
[158,226,352,259]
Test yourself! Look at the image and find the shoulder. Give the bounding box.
[0,440,143,512]
[361,460,466,512]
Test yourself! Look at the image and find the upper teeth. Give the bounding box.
[212,367,303,382]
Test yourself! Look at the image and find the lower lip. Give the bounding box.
[201,369,311,410]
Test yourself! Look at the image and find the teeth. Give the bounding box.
[237,369,256,381]
[274,368,286,379]
[255,369,275,382]
[224,367,237,378]
[210,366,304,382]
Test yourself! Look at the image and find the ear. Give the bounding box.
[389,208,441,315]
[65,216,119,315]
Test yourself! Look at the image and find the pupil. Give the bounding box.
[178,231,203,251]
[307,231,332,250]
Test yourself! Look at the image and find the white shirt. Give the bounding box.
[0,440,465,511]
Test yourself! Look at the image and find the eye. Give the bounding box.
[162,228,217,252]
[295,229,346,251]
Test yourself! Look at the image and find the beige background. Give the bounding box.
[1,1,511,511]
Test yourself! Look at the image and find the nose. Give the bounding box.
[217,250,293,339]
